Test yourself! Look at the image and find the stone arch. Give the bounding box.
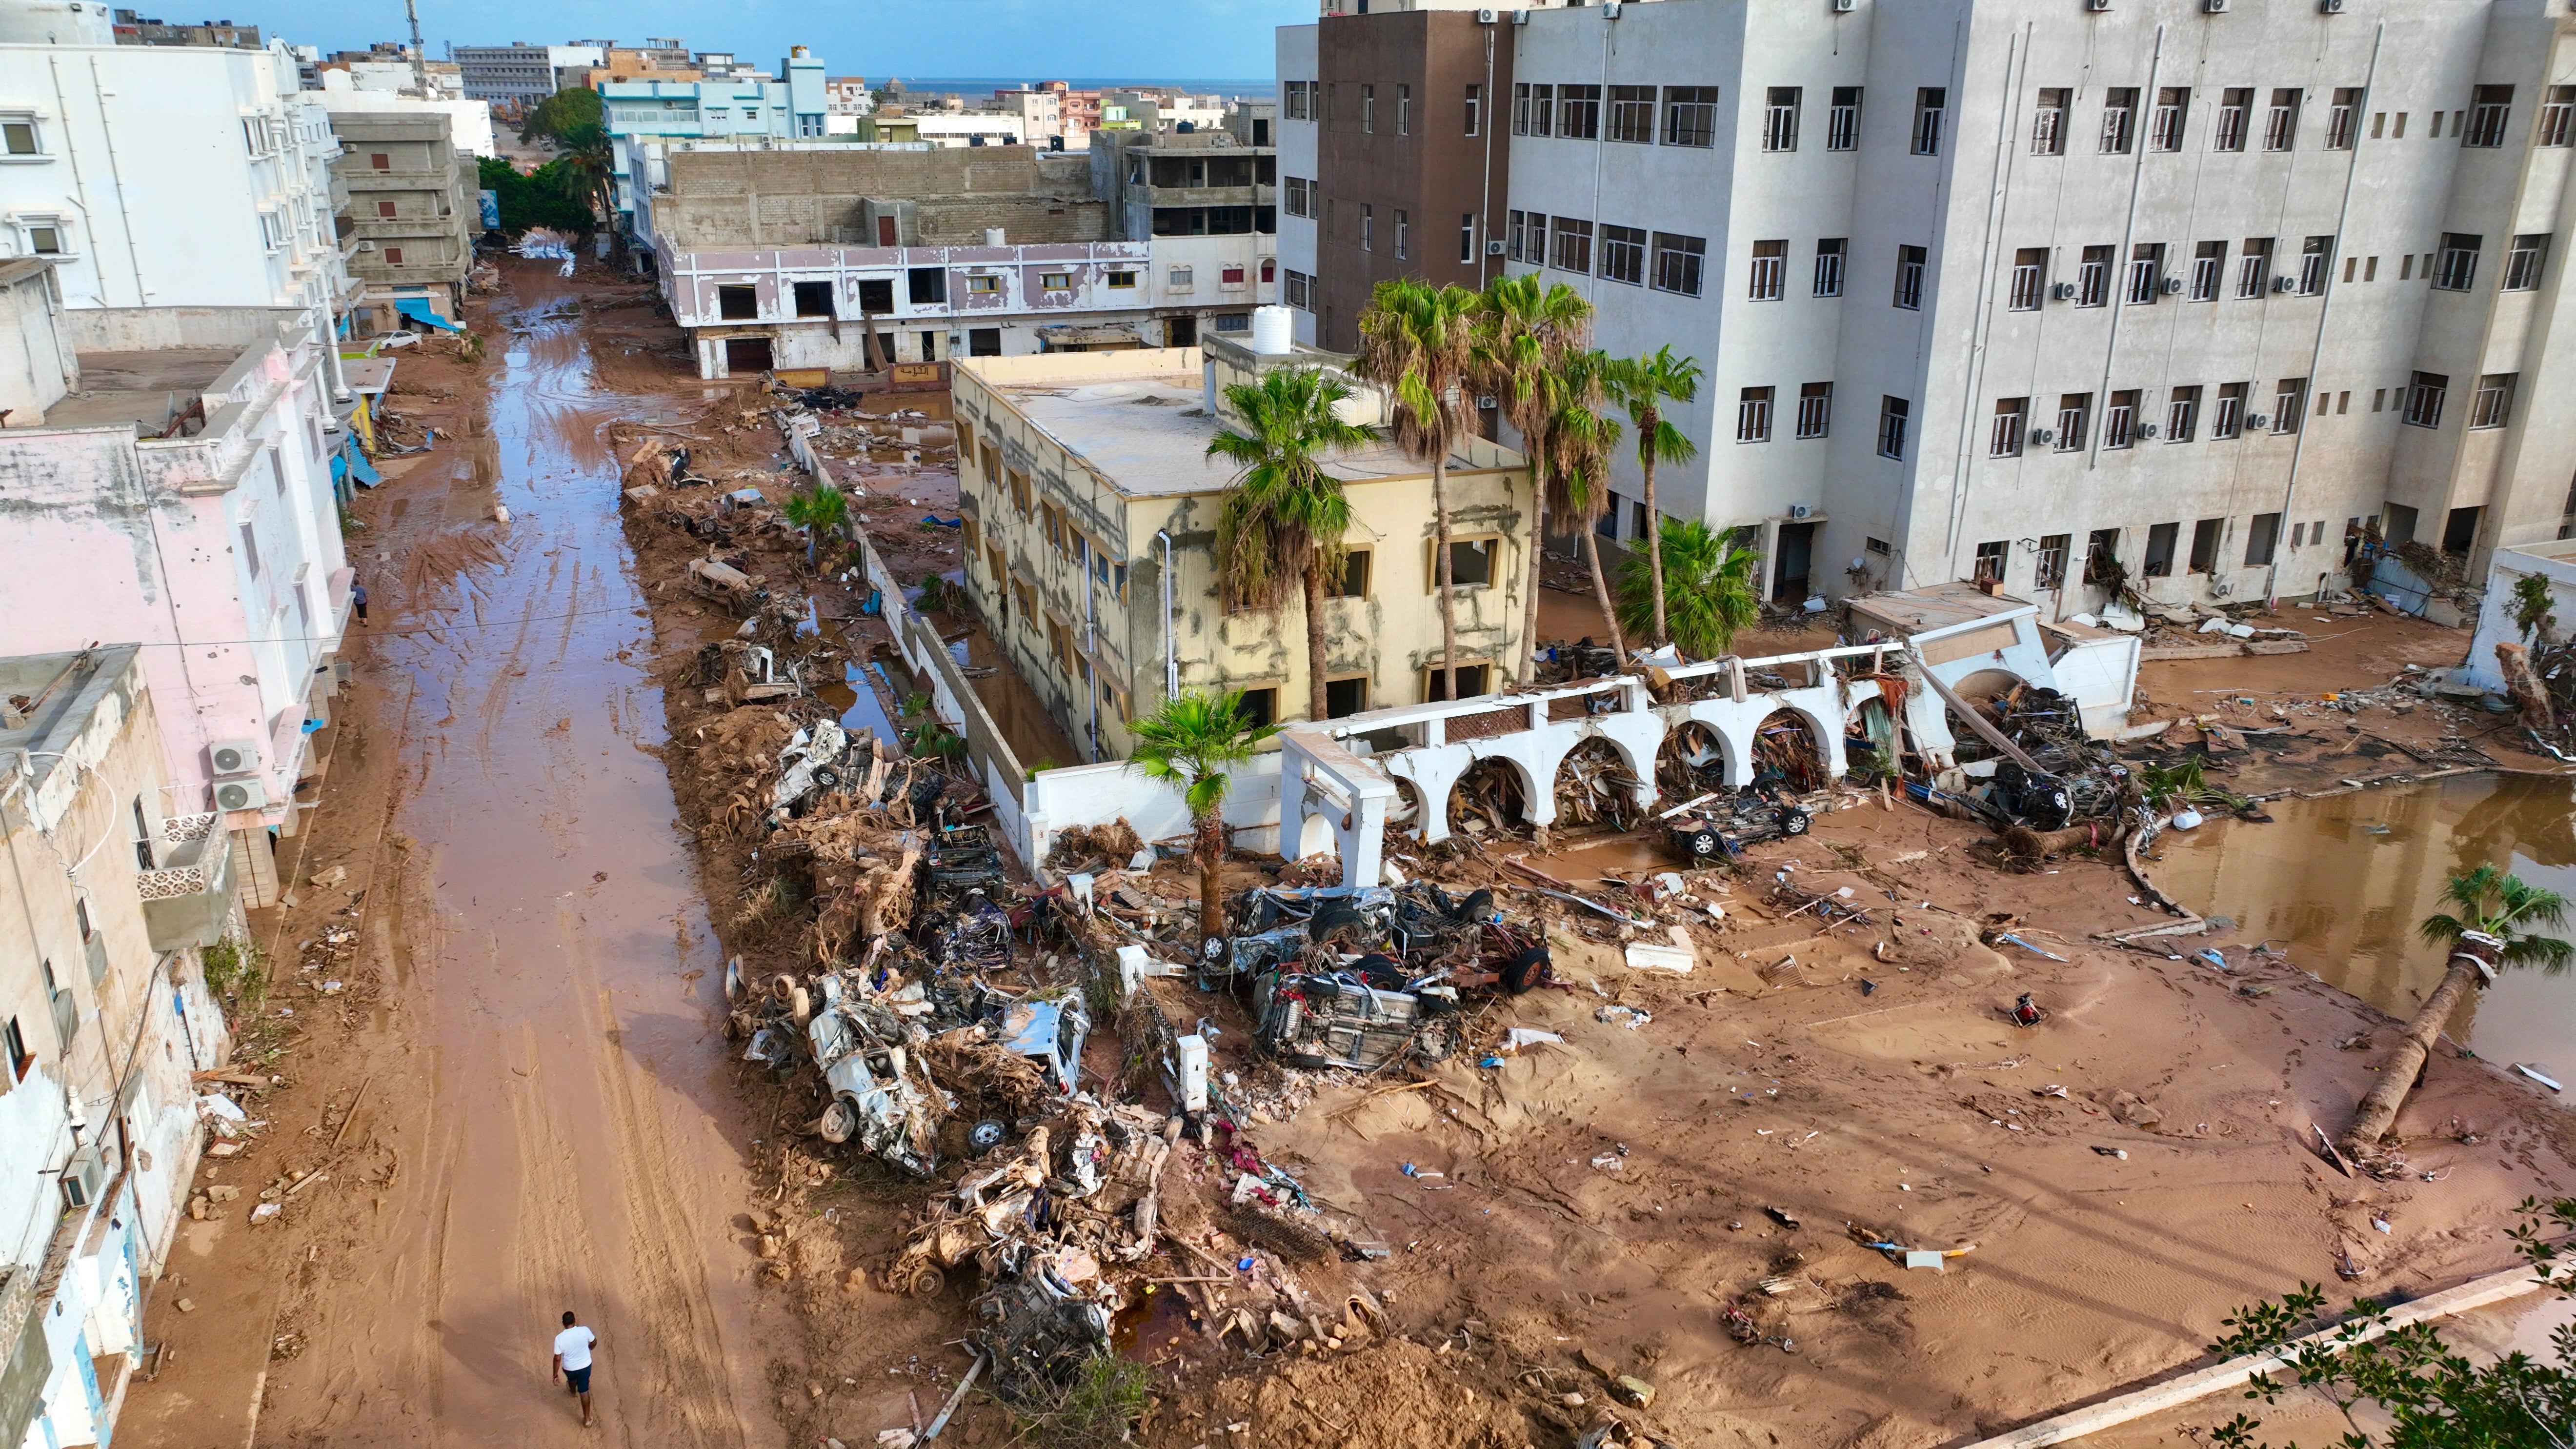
[1551,737,1646,831]
[1294,810,1338,861]
[1942,667,2038,762]
[1751,707,1831,791]
[1656,720,1733,798]
[1385,777,1426,836]
[1447,755,1533,840]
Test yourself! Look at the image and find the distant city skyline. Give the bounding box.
[250,0,1302,79]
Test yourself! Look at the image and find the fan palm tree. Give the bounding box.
[1126,689,1281,948]
[1205,369,1378,723]
[2342,863,2574,1154]
[1468,275,1594,678]
[783,481,848,565]
[1616,519,1759,660]
[1601,347,1703,648]
[1354,279,1480,703]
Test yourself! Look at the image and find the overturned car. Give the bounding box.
[805,980,950,1177]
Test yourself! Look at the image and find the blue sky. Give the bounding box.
[235,0,1304,81]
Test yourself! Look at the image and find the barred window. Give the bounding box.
[1601,224,1646,285]
[1652,232,1705,296]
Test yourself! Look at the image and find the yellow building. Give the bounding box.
[952,338,1531,762]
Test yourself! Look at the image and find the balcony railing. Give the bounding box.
[139,812,234,951]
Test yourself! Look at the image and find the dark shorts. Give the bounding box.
[566,1366,592,1394]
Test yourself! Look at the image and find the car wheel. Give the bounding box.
[1687,828,1722,857]
[817,1098,858,1144]
[1782,810,1811,836]
[908,1266,946,1298]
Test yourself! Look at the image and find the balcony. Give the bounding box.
[138,812,235,951]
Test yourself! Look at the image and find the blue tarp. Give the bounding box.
[335,446,381,490]
[394,298,462,332]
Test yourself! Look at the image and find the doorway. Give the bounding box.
[1771,521,1816,602]
[1166,316,1198,347]
[723,336,774,374]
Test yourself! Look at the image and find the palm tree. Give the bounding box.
[1541,353,1627,658]
[549,121,618,239]
[1205,369,1378,723]
[1601,347,1703,648]
[783,481,848,565]
[1616,519,1760,660]
[2342,864,2574,1154]
[1354,279,1480,703]
[1126,689,1281,949]
[1468,275,1594,679]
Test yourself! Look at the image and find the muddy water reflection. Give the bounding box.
[2156,773,2576,1069]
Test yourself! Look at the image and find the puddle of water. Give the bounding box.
[816,658,902,743]
[2155,773,2576,1067]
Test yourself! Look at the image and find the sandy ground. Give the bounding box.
[120,262,2576,1449]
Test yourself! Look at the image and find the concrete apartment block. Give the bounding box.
[327,110,474,327]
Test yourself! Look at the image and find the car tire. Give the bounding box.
[907,1266,946,1298]
[1686,828,1722,858]
[1782,810,1811,836]
[1501,945,1551,994]
[812,765,842,790]
[817,1098,859,1144]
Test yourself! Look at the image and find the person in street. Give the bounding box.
[551,1310,599,1427]
[351,583,369,625]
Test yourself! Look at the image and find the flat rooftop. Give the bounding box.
[990,367,1471,499]
[1848,581,2037,635]
[48,348,241,433]
[0,645,141,791]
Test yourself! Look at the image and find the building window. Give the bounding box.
[2435,233,2481,291]
[2542,85,2576,147]
[1039,271,1072,291]
[1460,213,1477,264]
[1361,82,1375,134]
[1559,84,1600,140]
[1729,385,1776,443]
[967,274,1001,294]
[1877,396,1910,460]
[2152,87,2190,152]
[1601,224,1646,285]
[1764,87,1801,151]
[1397,82,1411,135]
[2125,242,2165,304]
[1507,210,1541,262]
[2077,244,2112,306]
[2244,513,2281,567]
[2032,87,2068,155]
[1973,540,2009,584]
[1284,268,1311,310]
[24,220,65,255]
[1221,265,1248,285]
[1285,80,1309,120]
[0,115,38,155]
[2103,389,2139,448]
[2168,384,2201,442]
[383,246,404,265]
[2505,233,2549,290]
[1422,662,1492,703]
[2264,88,2301,151]
[1989,397,2027,458]
[1811,238,1846,298]
[2236,237,2273,299]
[2141,521,2180,576]
[2190,240,2224,301]
[1443,537,1499,588]
[1284,176,1309,217]
[2327,86,2361,149]
[1329,548,1372,599]
[1550,217,1592,274]
[1394,209,1409,261]
[368,151,390,170]
[2054,393,2090,451]
[2299,236,2333,295]
[1360,204,1373,252]
[2273,378,2307,433]
[1795,382,1832,439]
[1912,87,1946,156]
[2466,84,2513,147]
[2214,87,2252,152]
[1652,232,1705,296]
[2188,518,2225,574]
[2008,247,2045,310]
[2212,382,2247,439]
[2099,87,2137,154]
[2036,533,2071,589]
[1609,85,1652,143]
[1463,82,1481,137]
[1663,85,1717,147]
[2471,372,2515,428]
[1892,245,1925,309]
[1826,86,1860,151]
[1749,239,1785,300]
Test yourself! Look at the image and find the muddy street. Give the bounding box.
[128,262,785,1447]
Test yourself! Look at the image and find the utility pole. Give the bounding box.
[404,0,427,95]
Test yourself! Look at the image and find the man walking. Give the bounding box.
[351,583,368,625]
[551,1309,599,1427]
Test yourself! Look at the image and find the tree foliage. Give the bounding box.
[1616,519,1758,660]
[1205,368,1374,614]
[2207,1197,2576,1448]
[478,156,595,234]
[519,85,604,145]
[2419,863,2575,975]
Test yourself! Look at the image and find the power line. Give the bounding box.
[118,601,661,649]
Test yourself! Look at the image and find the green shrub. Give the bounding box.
[1012,1353,1150,1449]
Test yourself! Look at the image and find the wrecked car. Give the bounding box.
[805,982,947,1177]
[1250,968,1463,1072]
[972,1258,1118,1403]
[685,555,769,613]
[771,719,861,822]
[998,995,1089,1096]
[1663,790,1811,862]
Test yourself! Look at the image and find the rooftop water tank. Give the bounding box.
[984,227,1006,247]
[1250,305,1293,356]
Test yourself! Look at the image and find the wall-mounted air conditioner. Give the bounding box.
[1787,503,1812,519]
[1833,0,1856,11]
[1477,7,1499,20]
[2137,422,2160,439]
[2029,427,2054,445]
[1487,239,1506,255]
[2160,275,2184,294]
[2203,0,2228,12]
[2245,412,2271,429]
[214,776,270,813]
[2318,0,2345,12]
[207,739,262,776]
[2086,0,2112,11]
[2051,281,2078,301]
[2272,276,2296,293]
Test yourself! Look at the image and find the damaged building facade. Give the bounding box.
[1088,104,1280,347]
[1284,0,2576,613]
[322,105,477,330]
[0,647,234,1449]
[952,334,1532,763]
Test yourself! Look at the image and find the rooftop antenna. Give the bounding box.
[404,0,427,94]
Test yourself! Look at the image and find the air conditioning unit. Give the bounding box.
[1787,503,1812,519]
[2051,281,2078,301]
[2137,422,2160,439]
[1477,394,1498,408]
[2203,0,2228,11]
[2318,0,2345,12]
[1512,8,1531,22]
[1833,0,1856,11]
[1476,6,1498,20]
[59,1145,103,1209]
[2161,275,2184,294]
[2271,275,2296,293]
[2245,412,2271,429]
[214,776,270,813]
[2028,426,2055,445]
[1602,0,1621,16]
[2086,0,2112,11]
[206,738,262,776]
[1486,239,1506,255]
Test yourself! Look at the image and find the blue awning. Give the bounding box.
[394,297,462,332]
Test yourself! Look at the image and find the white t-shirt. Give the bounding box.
[555,1326,596,1371]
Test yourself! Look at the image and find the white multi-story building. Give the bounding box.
[1292,0,2576,614]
